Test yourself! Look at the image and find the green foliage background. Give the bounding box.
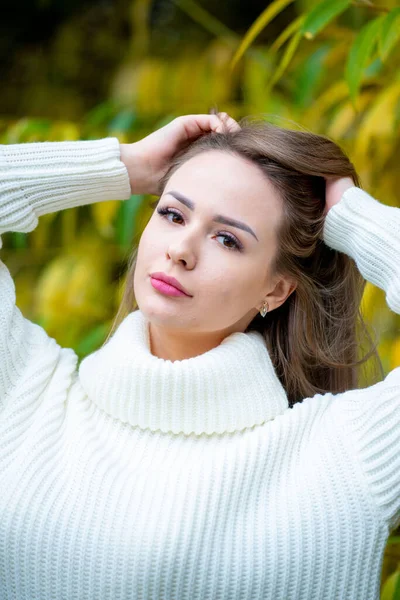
[1,0,400,595]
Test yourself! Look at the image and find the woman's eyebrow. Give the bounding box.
[166,190,259,242]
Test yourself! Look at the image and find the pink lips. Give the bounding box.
[150,272,191,297]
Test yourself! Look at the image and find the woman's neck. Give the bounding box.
[148,322,225,361]
[147,310,259,361]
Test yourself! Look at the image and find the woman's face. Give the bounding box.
[134,150,294,336]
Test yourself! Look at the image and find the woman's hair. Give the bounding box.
[107,118,383,407]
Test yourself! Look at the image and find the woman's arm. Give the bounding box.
[324,184,400,315]
[322,184,400,532]
[0,138,131,246]
[0,138,131,414]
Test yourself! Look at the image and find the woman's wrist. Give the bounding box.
[324,177,355,215]
[119,142,151,196]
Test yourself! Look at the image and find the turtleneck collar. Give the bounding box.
[78,310,289,436]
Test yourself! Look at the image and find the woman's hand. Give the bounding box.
[120,113,240,196]
[324,177,354,216]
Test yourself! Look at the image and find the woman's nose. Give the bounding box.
[166,236,196,269]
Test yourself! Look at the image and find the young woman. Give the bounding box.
[0,113,399,600]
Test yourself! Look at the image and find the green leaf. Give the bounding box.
[386,536,400,544]
[12,232,28,249]
[268,30,303,91]
[116,195,144,251]
[270,14,305,53]
[75,322,110,358]
[108,110,136,133]
[231,0,295,68]
[345,16,385,104]
[379,7,400,62]
[5,118,51,143]
[301,0,351,40]
[84,101,118,129]
[294,44,331,108]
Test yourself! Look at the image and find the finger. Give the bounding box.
[178,114,224,140]
[215,112,241,133]
[178,114,240,141]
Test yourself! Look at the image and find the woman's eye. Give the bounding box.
[157,207,184,224]
[216,234,242,252]
[156,206,243,252]
[169,213,183,224]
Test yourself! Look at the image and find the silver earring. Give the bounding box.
[260,301,269,318]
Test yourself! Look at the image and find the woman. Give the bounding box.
[0,113,398,600]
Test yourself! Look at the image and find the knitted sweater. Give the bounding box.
[0,138,399,600]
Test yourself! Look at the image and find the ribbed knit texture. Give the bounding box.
[0,139,399,600]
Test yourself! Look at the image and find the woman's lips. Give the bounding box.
[150,276,190,297]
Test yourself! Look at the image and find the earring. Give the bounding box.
[260,301,269,318]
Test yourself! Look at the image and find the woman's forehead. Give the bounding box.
[165,150,283,232]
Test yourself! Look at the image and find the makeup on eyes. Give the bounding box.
[165,190,259,242]
[156,206,244,252]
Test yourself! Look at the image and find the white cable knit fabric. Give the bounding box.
[0,138,399,600]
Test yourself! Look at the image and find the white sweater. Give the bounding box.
[0,138,399,600]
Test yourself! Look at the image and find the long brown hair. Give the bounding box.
[107,118,383,407]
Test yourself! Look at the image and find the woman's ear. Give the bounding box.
[262,276,297,312]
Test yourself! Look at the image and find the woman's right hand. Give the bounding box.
[120,113,240,196]
[324,177,354,216]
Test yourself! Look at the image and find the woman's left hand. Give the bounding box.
[120,113,240,196]
[324,177,354,216]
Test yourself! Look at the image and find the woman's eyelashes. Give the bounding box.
[156,206,244,252]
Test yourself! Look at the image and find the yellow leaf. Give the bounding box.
[327,102,356,139]
[391,337,400,370]
[354,81,400,160]
[302,80,349,125]
[361,281,377,316]
[327,92,372,139]
[136,59,165,115]
[204,40,236,105]
[91,200,120,238]
[324,39,350,70]
[61,208,78,247]
[243,55,273,112]
[361,281,387,324]
[48,121,80,141]
[231,0,295,69]
[31,212,58,250]
[381,568,400,600]
[35,241,112,341]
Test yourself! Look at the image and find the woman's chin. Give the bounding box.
[138,297,194,326]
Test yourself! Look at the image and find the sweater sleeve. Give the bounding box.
[0,138,131,411]
[322,186,400,532]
